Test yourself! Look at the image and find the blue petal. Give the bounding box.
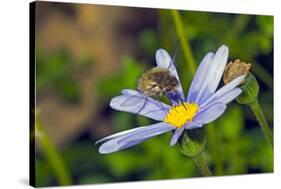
[110,89,170,121]
[120,122,174,143]
[95,126,147,144]
[187,52,214,103]
[195,45,229,104]
[155,49,185,101]
[184,121,203,129]
[215,88,241,103]
[170,127,184,146]
[200,88,241,110]
[194,103,226,124]
[200,75,245,108]
[98,122,174,154]
[98,137,146,154]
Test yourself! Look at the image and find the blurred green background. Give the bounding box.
[34,1,273,187]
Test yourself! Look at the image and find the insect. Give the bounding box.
[121,56,185,117]
[120,66,181,117]
[138,40,180,99]
[137,67,179,98]
[121,41,184,115]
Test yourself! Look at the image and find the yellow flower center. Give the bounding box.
[164,103,199,128]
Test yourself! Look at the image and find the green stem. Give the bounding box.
[170,10,197,75]
[36,114,72,185]
[192,153,212,176]
[249,98,273,147]
[206,124,223,175]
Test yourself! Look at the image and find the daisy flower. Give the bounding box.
[96,45,245,154]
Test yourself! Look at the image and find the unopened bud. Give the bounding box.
[178,128,206,157]
[223,59,259,105]
[236,73,259,104]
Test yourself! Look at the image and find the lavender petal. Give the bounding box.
[200,75,245,108]
[99,137,146,154]
[120,122,174,143]
[110,89,170,121]
[194,103,226,124]
[195,45,229,104]
[98,122,174,154]
[95,126,147,145]
[170,127,184,146]
[187,52,214,103]
[184,121,203,129]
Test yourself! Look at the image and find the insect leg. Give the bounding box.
[136,96,148,115]
[174,91,187,110]
[159,100,168,114]
[155,96,168,114]
[132,96,149,122]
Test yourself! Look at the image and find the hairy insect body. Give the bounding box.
[137,67,179,97]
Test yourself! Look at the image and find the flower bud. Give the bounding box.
[223,59,259,105]
[236,73,259,104]
[178,128,206,157]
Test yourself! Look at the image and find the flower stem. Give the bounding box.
[192,153,212,176]
[249,98,273,147]
[35,114,72,185]
[206,124,223,175]
[170,10,197,75]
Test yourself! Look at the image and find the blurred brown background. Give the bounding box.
[36,2,156,146]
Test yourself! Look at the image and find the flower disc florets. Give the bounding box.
[164,103,199,128]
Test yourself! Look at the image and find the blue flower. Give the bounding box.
[96,45,245,154]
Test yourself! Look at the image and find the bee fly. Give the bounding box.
[137,67,179,98]
[120,66,181,116]
[121,41,185,115]
[137,66,183,112]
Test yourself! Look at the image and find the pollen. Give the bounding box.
[164,103,199,128]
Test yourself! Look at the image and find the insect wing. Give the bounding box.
[168,39,179,69]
